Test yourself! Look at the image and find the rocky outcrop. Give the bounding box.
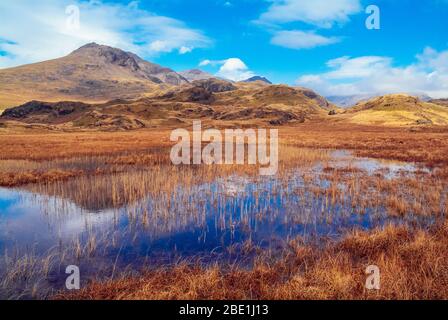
[1,101,90,119]
[192,78,237,93]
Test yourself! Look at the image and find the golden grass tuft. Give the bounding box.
[55,223,448,300]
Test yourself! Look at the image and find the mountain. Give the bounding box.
[0,43,188,110]
[328,92,433,108]
[241,76,272,84]
[178,69,217,82]
[343,94,448,126]
[327,94,378,108]
[430,99,448,107]
[0,42,337,130]
[414,93,433,102]
[1,83,334,130]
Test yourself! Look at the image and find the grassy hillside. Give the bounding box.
[343,94,448,126]
[0,82,335,130]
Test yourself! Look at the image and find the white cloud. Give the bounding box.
[199,60,212,67]
[416,47,448,73]
[271,30,340,49]
[179,46,193,54]
[148,40,170,53]
[259,0,362,28]
[256,0,361,50]
[217,58,255,81]
[296,47,448,98]
[0,0,211,68]
[324,56,392,79]
[199,58,255,81]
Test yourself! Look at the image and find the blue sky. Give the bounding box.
[1,0,447,97]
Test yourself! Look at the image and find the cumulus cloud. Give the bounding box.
[0,0,211,68]
[296,47,448,98]
[199,58,255,81]
[259,0,362,28]
[271,30,340,49]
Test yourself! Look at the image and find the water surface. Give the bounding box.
[0,151,436,267]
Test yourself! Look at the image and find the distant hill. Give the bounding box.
[343,94,448,126]
[430,99,448,107]
[179,69,217,82]
[328,93,433,108]
[0,43,188,110]
[327,94,378,108]
[241,76,272,84]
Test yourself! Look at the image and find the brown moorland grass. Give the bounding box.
[0,169,83,187]
[1,123,448,165]
[280,123,448,167]
[1,123,447,300]
[1,122,448,187]
[0,130,171,160]
[55,222,448,300]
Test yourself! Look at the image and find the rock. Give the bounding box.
[164,87,215,104]
[416,119,433,125]
[192,79,237,93]
[1,101,90,119]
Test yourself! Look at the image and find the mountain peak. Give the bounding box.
[241,76,272,84]
[70,42,109,53]
[66,43,188,85]
[187,69,205,75]
[69,42,144,73]
[70,42,132,57]
[77,42,101,49]
[0,43,189,107]
[179,69,216,82]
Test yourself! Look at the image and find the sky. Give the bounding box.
[0,0,447,97]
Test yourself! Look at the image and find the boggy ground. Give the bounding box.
[56,224,448,300]
[1,123,448,187]
[1,122,448,164]
[1,123,448,300]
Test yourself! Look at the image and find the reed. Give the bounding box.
[0,125,447,300]
[56,222,448,300]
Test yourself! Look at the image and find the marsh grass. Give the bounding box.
[0,127,448,300]
[56,222,448,300]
